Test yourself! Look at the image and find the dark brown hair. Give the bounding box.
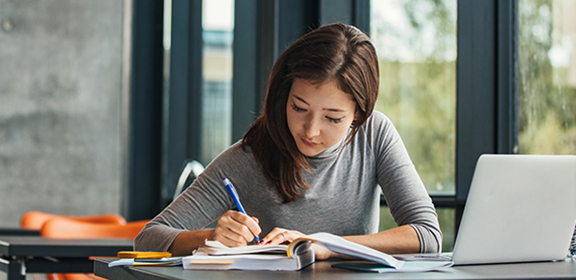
[242,23,379,202]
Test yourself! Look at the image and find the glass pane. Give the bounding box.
[380,206,455,252]
[201,0,235,165]
[518,0,576,155]
[370,0,457,195]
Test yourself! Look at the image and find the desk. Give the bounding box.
[95,257,576,280]
[0,236,133,280]
[0,228,39,236]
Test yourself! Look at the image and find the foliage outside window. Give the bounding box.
[518,0,576,155]
[371,0,456,195]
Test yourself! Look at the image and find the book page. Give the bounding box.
[289,232,404,269]
[197,240,288,255]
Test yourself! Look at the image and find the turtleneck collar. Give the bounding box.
[305,128,352,160]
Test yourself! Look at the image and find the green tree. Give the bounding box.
[518,0,576,155]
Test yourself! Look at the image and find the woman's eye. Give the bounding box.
[327,117,343,124]
[291,103,306,112]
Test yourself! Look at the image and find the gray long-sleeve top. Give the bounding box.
[135,111,442,253]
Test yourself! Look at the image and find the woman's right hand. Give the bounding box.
[209,210,261,247]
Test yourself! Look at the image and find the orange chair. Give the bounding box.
[21,211,127,230]
[40,217,150,280]
[40,218,148,239]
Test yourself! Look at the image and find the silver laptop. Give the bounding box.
[403,154,576,265]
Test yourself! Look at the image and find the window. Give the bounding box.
[518,0,576,155]
[201,0,235,165]
[371,0,457,251]
[156,0,236,209]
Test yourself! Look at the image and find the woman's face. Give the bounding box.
[286,78,357,157]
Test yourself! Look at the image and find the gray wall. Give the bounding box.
[0,0,125,227]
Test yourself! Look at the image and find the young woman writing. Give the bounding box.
[135,23,442,259]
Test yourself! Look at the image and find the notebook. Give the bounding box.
[182,232,403,271]
[400,154,576,265]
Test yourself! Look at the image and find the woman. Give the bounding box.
[135,23,442,259]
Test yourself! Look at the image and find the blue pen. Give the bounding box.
[223,177,260,242]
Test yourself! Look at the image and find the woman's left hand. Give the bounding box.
[260,227,334,260]
[259,227,302,245]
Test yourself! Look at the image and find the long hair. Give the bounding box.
[242,23,379,202]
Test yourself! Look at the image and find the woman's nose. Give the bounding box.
[303,116,321,138]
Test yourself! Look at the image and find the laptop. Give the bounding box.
[401,154,576,265]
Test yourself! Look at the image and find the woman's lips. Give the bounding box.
[301,138,318,147]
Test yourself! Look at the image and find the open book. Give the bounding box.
[182,232,404,271]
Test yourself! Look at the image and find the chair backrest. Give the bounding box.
[40,217,149,239]
[173,159,205,201]
[21,211,126,230]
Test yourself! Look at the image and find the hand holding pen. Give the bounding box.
[212,178,261,245]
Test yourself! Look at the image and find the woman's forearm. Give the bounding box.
[168,229,215,256]
[343,225,420,255]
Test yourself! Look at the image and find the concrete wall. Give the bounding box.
[0,0,125,227]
